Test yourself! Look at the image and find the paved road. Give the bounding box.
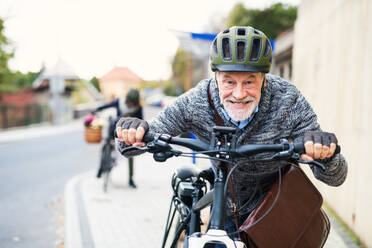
[0,126,99,248]
[0,106,162,248]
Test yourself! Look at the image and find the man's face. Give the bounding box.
[216,71,264,122]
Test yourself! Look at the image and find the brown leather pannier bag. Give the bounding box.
[239,165,330,248]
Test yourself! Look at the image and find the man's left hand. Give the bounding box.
[302,131,338,161]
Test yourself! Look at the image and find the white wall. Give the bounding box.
[293,0,372,245]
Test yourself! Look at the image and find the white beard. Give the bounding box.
[223,96,257,122]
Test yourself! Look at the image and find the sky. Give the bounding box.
[0,0,300,81]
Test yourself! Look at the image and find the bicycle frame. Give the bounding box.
[161,127,248,248]
[187,163,247,248]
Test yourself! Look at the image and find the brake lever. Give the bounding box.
[269,149,326,171]
[121,145,150,153]
[296,158,326,170]
[120,139,170,154]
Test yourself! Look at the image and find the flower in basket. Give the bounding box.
[90,118,105,129]
[84,116,95,127]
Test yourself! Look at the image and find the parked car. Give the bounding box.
[161,96,177,109]
[145,93,164,107]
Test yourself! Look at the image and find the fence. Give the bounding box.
[0,104,52,129]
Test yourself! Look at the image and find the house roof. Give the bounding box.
[32,58,79,89]
[100,67,143,83]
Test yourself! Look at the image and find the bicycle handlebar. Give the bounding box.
[143,133,297,155]
[123,132,340,167]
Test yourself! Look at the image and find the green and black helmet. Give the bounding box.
[210,26,272,73]
[125,88,140,105]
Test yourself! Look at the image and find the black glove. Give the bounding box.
[303,131,340,162]
[303,131,338,147]
[115,117,149,137]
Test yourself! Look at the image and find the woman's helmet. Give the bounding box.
[210,26,272,73]
[125,88,140,105]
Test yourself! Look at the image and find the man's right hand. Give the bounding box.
[115,117,149,146]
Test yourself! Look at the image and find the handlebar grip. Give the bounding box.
[293,143,341,155]
[293,142,305,154]
[143,132,155,143]
[114,129,154,143]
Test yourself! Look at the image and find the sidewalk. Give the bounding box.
[64,153,359,248]
[0,121,82,144]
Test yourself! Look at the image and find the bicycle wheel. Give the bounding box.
[171,213,186,248]
[99,143,113,192]
[102,170,110,192]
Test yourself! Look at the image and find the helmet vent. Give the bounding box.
[222,38,232,60]
[253,29,261,35]
[250,38,261,61]
[264,39,271,57]
[237,28,246,36]
[213,38,218,55]
[223,29,230,34]
[236,41,246,62]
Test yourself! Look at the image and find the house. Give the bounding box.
[271,29,294,81]
[32,58,81,124]
[32,58,80,95]
[99,67,143,101]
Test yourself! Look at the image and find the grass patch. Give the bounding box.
[323,202,364,247]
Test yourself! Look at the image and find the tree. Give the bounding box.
[0,18,15,92]
[89,76,100,92]
[163,80,178,96]
[0,18,44,93]
[12,70,42,89]
[170,47,207,93]
[171,48,192,93]
[226,3,297,39]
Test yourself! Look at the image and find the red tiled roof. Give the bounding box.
[100,67,143,83]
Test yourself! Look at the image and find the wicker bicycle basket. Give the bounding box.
[84,127,102,143]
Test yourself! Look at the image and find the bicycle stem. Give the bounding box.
[209,166,226,230]
[189,186,201,236]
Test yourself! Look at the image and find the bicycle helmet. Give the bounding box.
[125,88,140,105]
[210,26,272,73]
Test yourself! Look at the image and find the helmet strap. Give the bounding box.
[214,72,219,88]
[260,73,267,95]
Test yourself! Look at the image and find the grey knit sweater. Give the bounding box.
[118,74,347,215]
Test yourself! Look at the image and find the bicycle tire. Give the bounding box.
[102,170,110,193]
[100,142,114,192]
[172,214,186,248]
[97,143,108,177]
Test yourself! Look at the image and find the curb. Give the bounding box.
[64,172,92,248]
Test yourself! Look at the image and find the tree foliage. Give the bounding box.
[89,76,100,92]
[163,80,179,96]
[0,18,44,93]
[226,3,297,39]
[170,47,208,93]
[12,70,41,89]
[171,48,192,93]
[0,18,15,92]
[140,80,164,89]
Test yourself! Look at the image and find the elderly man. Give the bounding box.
[115,26,347,244]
